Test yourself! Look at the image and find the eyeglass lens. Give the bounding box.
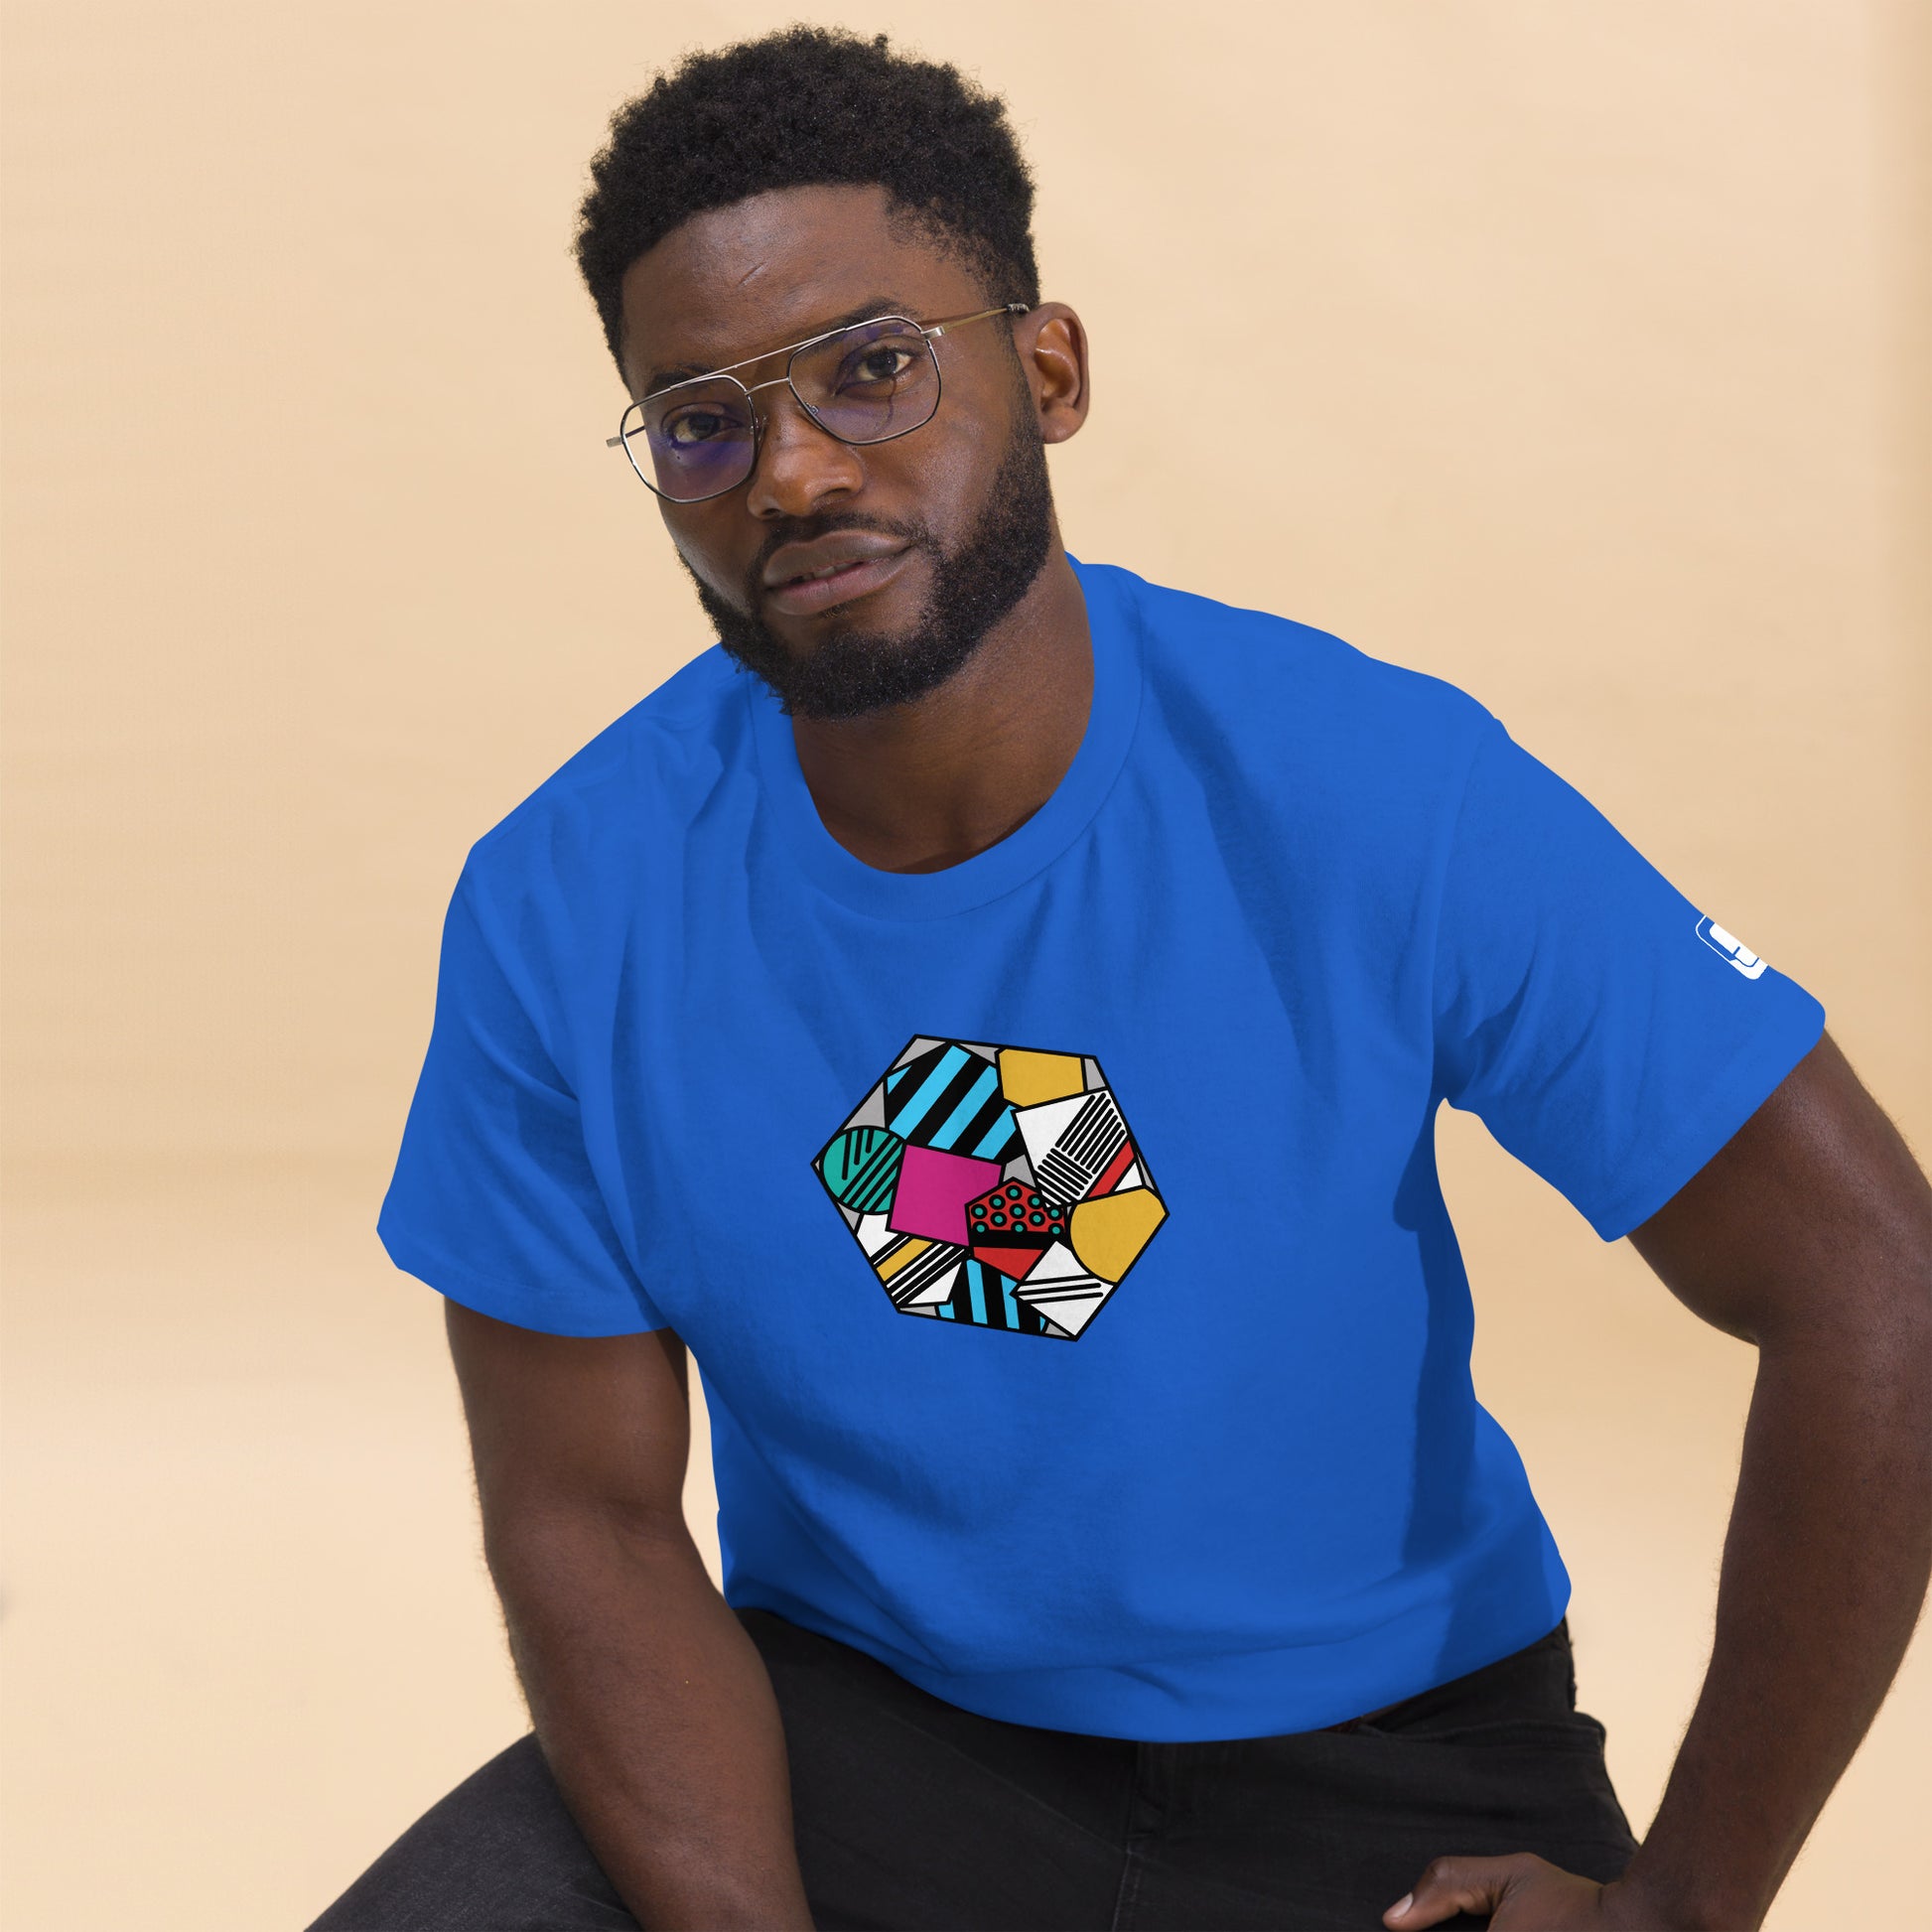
[621,318,941,501]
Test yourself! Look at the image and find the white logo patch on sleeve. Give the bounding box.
[1696,914,1768,979]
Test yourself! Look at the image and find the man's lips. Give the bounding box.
[760,533,912,618]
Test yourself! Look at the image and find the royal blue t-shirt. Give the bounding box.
[377,556,1825,1741]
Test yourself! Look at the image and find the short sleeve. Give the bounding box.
[376,858,669,1336]
[1432,716,1826,1241]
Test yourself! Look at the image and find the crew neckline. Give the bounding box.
[746,554,1144,921]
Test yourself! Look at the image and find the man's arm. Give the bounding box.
[1389,1029,1932,1931]
[445,1301,816,1931]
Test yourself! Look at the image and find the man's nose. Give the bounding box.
[743,385,867,520]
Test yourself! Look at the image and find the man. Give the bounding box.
[311,27,1932,1932]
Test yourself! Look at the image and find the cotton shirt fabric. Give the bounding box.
[376,556,1826,1741]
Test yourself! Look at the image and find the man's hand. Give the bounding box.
[1384,1032,1932,1932]
[1385,1856,1662,1929]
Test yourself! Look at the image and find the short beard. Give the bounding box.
[679,415,1056,721]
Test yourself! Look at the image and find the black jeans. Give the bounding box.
[307,1607,1636,1932]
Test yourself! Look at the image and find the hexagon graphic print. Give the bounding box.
[812,1037,1168,1340]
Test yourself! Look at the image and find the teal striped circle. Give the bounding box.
[821,1126,905,1214]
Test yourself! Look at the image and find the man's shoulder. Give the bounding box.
[461,643,745,897]
[1094,559,1496,775]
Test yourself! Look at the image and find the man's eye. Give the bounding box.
[843,345,918,387]
[664,409,736,447]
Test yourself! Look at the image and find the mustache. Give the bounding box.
[743,511,934,600]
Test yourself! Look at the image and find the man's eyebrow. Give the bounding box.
[641,298,916,397]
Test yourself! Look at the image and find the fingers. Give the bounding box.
[1385,1854,1546,1928]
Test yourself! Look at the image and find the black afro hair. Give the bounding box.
[572,26,1041,381]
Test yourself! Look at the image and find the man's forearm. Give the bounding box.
[487,1506,815,1931]
[1615,1316,1932,1929]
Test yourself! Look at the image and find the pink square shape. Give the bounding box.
[887,1145,1007,1247]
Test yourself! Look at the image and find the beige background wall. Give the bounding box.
[3,3,1926,1927]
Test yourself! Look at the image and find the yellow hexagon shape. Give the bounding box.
[1068,1187,1168,1284]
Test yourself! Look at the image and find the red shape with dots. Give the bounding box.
[966,1179,1066,1283]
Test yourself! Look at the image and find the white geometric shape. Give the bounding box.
[1013,1242,1114,1336]
[1015,1088,1129,1203]
[904,1266,964,1307]
[1014,1093,1087,1172]
[854,1212,896,1256]
[1030,1290,1110,1338]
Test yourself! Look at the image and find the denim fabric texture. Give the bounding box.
[307,1608,1636,1932]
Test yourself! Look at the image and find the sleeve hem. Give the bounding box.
[1582,991,1827,1243]
[376,1215,670,1338]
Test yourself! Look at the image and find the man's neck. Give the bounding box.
[787,545,1093,876]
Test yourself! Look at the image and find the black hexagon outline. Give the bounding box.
[809,1033,1169,1340]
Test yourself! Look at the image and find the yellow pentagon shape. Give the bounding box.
[998,1047,1086,1108]
[1068,1188,1168,1284]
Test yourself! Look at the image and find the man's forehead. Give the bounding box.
[631,293,924,399]
[618,184,983,395]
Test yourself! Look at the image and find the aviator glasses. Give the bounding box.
[607,303,1030,504]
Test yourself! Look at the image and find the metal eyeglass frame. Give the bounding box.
[605,302,1031,503]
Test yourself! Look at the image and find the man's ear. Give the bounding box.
[1018,303,1090,444]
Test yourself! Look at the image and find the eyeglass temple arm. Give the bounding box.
[606,302,1031,445]
[924,301,1031,339]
